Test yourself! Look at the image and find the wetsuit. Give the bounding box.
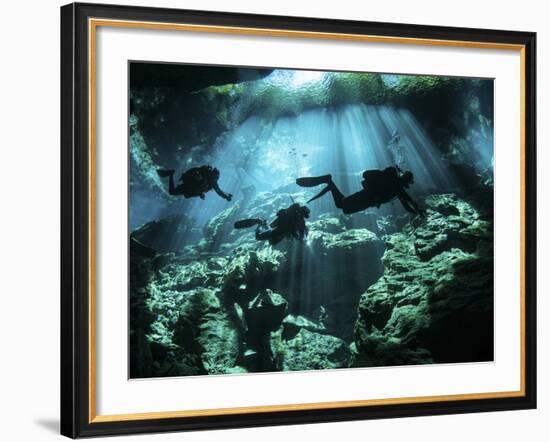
[158,166,232,201]
[297,167,424,215]
[234,204,310,245]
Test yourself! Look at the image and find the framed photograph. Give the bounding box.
[60,2,537,438]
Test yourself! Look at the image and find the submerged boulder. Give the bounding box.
[242,289,288,372]
[173,289,241,375]
[354,193,493,367]
[202,201,246,250]
[282,314,327,340]
[131,215,200,253]
[222,247,286,305]
[275,222,385,340]
[246,289,288,336]
[131,189,494,377]
[275,328,352,371]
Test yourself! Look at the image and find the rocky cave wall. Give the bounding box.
[129,66,494,377]
[130,191,493,377]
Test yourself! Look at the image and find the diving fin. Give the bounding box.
[306,185,332,203]
[296,175,332,187]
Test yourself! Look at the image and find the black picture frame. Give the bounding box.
[61,2,537,438]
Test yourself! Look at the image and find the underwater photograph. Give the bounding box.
[129,62,494,378]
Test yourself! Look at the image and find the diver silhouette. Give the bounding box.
[296,166,425,216]
[157,165,232,201]
[234,203,310,245]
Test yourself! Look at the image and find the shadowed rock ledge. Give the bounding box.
[130,191,493,377]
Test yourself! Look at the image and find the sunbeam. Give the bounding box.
[129,64,494,377]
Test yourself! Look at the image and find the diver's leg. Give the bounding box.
[255,227,273,242]
[234,218,266,230]
[157,169,175,177]
[168,174,177,195]
[340,190,373,214]
[255,221,285,244]
[326,181,345,209]
[307,179,346,209]
[157,169,178,195]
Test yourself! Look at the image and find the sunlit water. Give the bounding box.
[129,69,494,340]
[130,69,492,236]
[169,103,457,229]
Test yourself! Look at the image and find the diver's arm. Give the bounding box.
[213,182,232,201]
[255,227,273,241]
[398,191,425,216]
[398,195,417,214]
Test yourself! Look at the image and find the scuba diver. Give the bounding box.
[157,165,232,201]
[296,166,425,216]
[234,203,310,245]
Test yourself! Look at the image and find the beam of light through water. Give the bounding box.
[130,74,496,292]
[132,101,465,333]
[201,104,459,224]
[131,100,474,233]
[128,68,496,378]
